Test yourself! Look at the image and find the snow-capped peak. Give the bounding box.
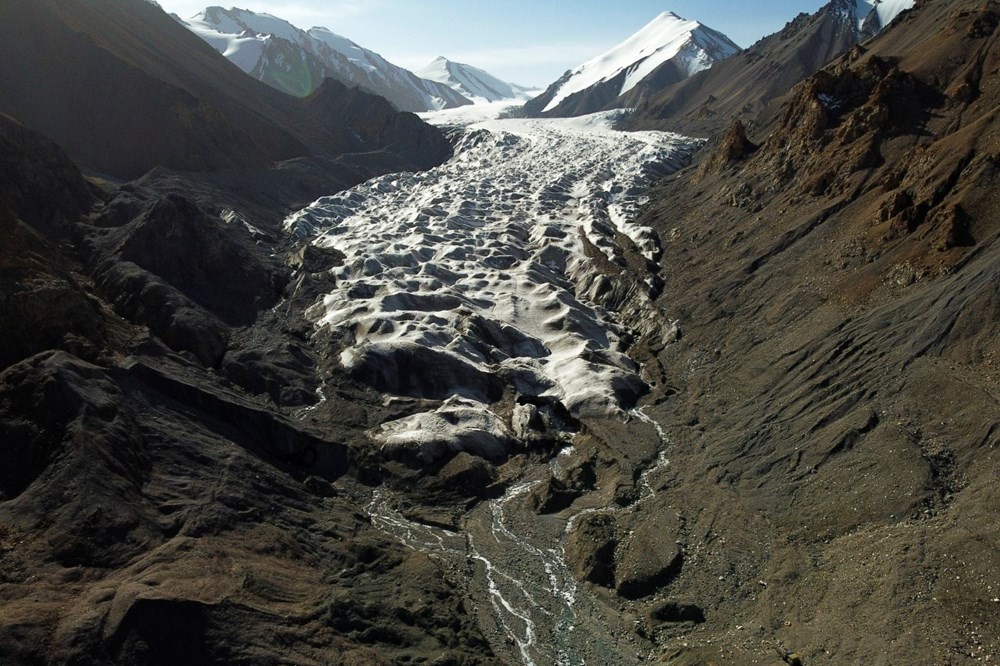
[179,7,472,111]
[541,11,739,113]
[416,57,535,104]
[193,6,302,43]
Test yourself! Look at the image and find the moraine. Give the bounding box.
[284,108,696,664]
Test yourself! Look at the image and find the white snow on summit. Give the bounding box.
[417,57,537,104]
[542,11,739,113]
[180,7,471,111]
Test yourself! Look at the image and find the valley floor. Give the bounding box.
[284,110,700,664]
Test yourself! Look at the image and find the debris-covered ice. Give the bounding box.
[285,111,696,458]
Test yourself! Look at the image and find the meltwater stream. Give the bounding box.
[287,109,694,663]
[364,406,672,665]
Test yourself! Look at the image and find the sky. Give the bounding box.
[156,1,831,87]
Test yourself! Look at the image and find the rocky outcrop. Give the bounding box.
[0,115,108,371]
[698,119,758,175]
[0,114,98,235]
[564,513,618,587]
[84,193,289,366]
[302,79,453,171]
[0,350,494,664]
[96,194,286,326]
[615,511,683,600]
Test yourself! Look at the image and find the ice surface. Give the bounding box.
[417,99,533,125]
[286,112,697,460]
[374,397,514,463]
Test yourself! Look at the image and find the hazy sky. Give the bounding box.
[157,1,829,86]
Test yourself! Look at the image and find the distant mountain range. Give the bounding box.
[521,1,913,121]
[0,0,451,179]
[178,7,532,112]
[179,7,469,112]
[416,57,537,104]
[173,3,912,123]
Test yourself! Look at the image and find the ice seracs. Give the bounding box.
[285,111,696,462]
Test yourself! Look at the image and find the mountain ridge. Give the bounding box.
[0,0,451,180]
[622,0,915,135]
[416,56,536,104]
[182,6,472,111]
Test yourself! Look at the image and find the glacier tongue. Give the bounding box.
[285,111,697,460]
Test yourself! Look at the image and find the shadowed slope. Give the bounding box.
[0,0,450,179]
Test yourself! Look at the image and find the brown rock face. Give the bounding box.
[699,119,758,175]
[100,194,286,327]
[626,0,1000,662]
[0,352,494,665]
[0,115,108,371]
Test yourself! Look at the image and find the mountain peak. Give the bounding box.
[181,6,472,111]
[523,9,739,117]
[828,0,915,35]
[653,10,686,22]
[416,58,534,104]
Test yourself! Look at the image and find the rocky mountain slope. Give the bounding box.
[416,57,535,103]
[623,0,915,136]
[1,0,998,664]
[181,7,472,111]
[522,11,739,118]
[0,0,451,180]
[0,100,497,666]
[623,0,1000,661]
